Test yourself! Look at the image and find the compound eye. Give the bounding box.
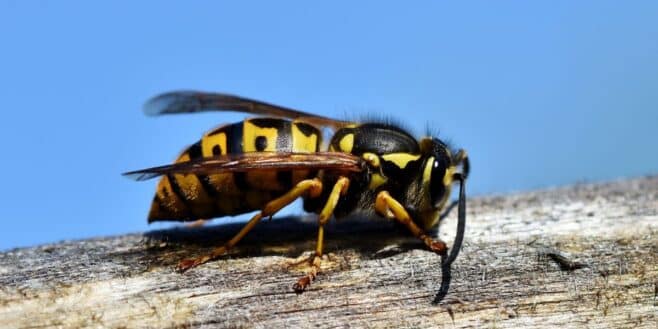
[429,158,447,207]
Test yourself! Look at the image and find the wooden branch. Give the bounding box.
[1,176,656,328]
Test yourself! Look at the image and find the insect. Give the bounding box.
[124,91,469,292]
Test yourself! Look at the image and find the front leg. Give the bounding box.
[375,191,448,256]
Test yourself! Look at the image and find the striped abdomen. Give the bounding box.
[148,118,322,222]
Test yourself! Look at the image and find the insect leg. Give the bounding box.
[293,176,350,292]
[176,178,323,272]
[375,191,448,256]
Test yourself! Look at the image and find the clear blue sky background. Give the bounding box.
[1,1,656,250]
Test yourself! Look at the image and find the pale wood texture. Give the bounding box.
[0,176,656,328]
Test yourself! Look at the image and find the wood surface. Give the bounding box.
[0,176,656,328]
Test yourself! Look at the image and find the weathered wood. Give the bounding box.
[1,176,656,328]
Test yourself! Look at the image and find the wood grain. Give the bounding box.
[0,176,656,328]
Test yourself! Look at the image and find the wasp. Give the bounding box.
[125,91,469,292]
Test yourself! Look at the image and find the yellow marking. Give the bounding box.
[291,122,319,153]
[382,153,421,169]
[150,176,188,219]
[368,173,388,189]
[363,152,386,189]
[292,122,320,183]
[338,134,354,153]
[201,131,227,156]
[443,166,456,186]
[244,120,278,152]
[362,152,380,168]
[244,120,280,189]
[174,153,209,200]
[172,153,213,216]
[422,156,435,187]
[201,130,241,200]
[206,173,240,196]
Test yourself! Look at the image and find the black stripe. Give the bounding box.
[167,174,194,219]
[294,122,319,137]
[206,123,230,137]
[152,195,167,212]
[226,122,249,190]
[248,118,288,129]
[226,122,244,154]
[187,141,202,158]
[148,194,170,222]
[186,141,219,198]
[381,159,422,186]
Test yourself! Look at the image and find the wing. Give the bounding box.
[144,91,350,128]
[123,152,364,181]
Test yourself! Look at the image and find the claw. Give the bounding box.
[293,277,311,293]
[427,239,448,256]
[176,258,203,273]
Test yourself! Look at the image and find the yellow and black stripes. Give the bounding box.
[148,118,322,222]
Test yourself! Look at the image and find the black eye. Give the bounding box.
[429,158,447,206]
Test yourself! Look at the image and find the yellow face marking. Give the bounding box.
[291,123,318,153]
[201,132,227,156]
[422,156,435,187]
[368,173,388,189]
[338,133,354,153]
[382,153,421,169]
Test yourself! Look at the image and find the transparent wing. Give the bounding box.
[144,91,350,128]
[123,152,363,181]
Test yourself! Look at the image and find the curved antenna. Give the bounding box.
[442,173,466,267]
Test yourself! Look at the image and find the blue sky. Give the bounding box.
[1,1,656,250]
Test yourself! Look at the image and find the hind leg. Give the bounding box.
[176,178,323,272]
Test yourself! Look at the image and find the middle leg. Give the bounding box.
[293,176,350,292]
